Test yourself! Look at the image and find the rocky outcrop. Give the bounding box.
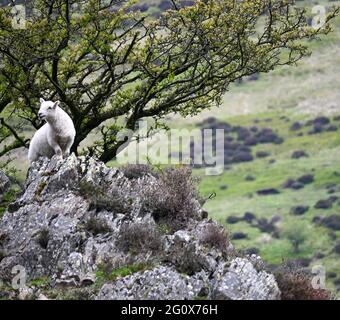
[0,155,281,300]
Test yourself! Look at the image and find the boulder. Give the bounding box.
[96,266,209,300]
[209,258,280,300]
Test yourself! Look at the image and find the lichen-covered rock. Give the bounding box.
[210,257,280,300]
[96,266,209,300]
[0,155,281,300]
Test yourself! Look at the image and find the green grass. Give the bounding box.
[29,277,51,288]
[194,111,340,293]
[94,262,152,289]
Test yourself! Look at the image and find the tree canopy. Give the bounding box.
[0,0,338,162]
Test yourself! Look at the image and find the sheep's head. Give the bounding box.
[38,98,59,122]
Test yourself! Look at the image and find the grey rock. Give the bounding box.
[96,266,209,300]
[210,257,280,300]
[17,287,34,300]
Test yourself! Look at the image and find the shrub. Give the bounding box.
[314,196,339,209]
[199,224,229,252]
[312,116,330,126]
[255,128,283,144]
[255,218,277,234]
[141,166,201,231]
[231,232,247,240]
[235,127,251,141]
[244,247,260,255]
[288,258,311,268]
[231,151,253,163]
[297,174,314,185]
[257,188,280,196]
[308,124,324,135]
[319,215,340,230]
[243,212,256,223]
[0,233,9,246]
[171,243,206,275]
[290,182,304,190]
[199,117,218,126]
[256,151,270,158]
[290,206,309,216]
[116,222,163,254]
[282,178,304,190]
[326,125,338,132]
[290,122,302,131]
[282,224,307,254]
[37,228,50,249]
[244,137,258,146]
[314,252,325,259]
[226,215,241,224]
[275,263,333,300]
[327,272,337,279]
[85,217,112,236]
[314,198,334,209]
[282,178,296,188]
[291,150,309,159]
[79,180,131,214]
[121,164,158,180]
[245,175,256,181]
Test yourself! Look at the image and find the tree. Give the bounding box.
[283,223,308,254]
[0,0,338,162]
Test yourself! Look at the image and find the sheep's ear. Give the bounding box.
[53,101,60,109]
[40,98,45,104]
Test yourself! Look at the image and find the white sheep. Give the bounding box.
[28,98,76,164]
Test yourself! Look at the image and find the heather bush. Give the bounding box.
[170,243,206,275]
[275,263,333,300]
[79,180,132,214]
[85,217,112,236]
[121,164,158,180]
[37,228,50,249]
[199,223,229,252]
[142,166,202,231]
[116,222,163,254]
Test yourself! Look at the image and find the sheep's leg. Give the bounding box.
[28,152,39,165]
[62,149,70,158]
[63,139,74,158]
[49,141,63,159]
